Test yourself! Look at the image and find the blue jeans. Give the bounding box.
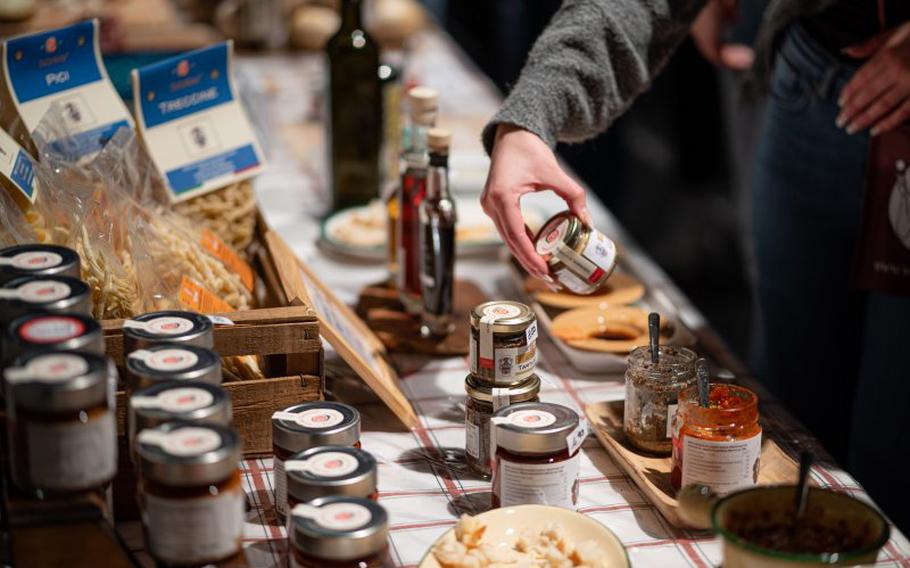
[753,24,910,529]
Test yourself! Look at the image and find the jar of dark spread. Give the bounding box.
[4,312,103,363]
[464,373,540,478]
[289,496,391,568]
[0,275,91,328]
[469,301,538,386]
[124,344,222,394]
[534,212,618,294]
[286,446,378,513]
[122,310,215,355]
[0,244,81,285]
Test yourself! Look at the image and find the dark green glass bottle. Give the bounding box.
[326,0,382,212]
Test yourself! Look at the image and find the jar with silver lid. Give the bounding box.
[491,402,587,510]
[534,212,618,295]
[469,301,538,386]
[4,351,117,495]
[137,422,244,566]
[285,446,378,514]
[0,276,92,329]
[289,496,390,568]
[4,312,104,363]
[0,244,81,285]
[464,373,540,478]
[124,343,222,394]
[129,380,231,463]
[272,402,361,519]
[122,310,214,355]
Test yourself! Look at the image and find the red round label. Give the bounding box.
[19,316,85,344]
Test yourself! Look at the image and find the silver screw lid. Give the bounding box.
[129,381,232,446]
[272,402,360,453]
[492,402,580,456]
[465,373,541,404]
[0,244,81,285]
[286,446,377,505]
[4,312,104,361]
[289,496,388,561]
[469,301,535,334]
[125,343,222,392]
[137,422,241,487]
[4,351,111,412]
[0,276,92,328]
[122,310,214,354]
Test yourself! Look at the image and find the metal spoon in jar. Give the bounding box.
[648,312,660,364]
[794,451,814,521]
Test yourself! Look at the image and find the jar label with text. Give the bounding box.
[26,411,116,490]
[274,457,288,516]
[465,420,480,459]
[496,454,579,510]
[681,430,761,494]
[144,488,243,564]
[470,342,537,383]
[553,267,594,294]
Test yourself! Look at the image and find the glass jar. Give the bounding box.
[464,373,540,478]
[671,383,761,494]
[0,244,81,285]
[137,423,244,567]
[129,380,232,464]
[3,313,104,364]
[289,496,391,568]
[469,301,538,386]
[124,344,222,394]
[490,402,586,510]
[0,275,92,329]
[286,446,378,514]
[4,351,117,495]
[623,345,696,455]
[272,402,361,518]
[534,212,618,295]
[122,310,214,355]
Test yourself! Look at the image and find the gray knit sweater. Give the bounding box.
[482,0,839,154]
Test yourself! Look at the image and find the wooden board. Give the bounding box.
[585,400,800,528]
[355,279,486,356]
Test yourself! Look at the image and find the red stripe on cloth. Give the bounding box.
[246,459,283,541]
[679,541,710,568]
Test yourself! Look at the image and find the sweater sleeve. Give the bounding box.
[482,0,706,153]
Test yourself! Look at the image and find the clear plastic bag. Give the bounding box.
[0,183,37,248]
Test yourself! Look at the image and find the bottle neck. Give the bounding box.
[340,0,363,29]
[426,153,449,199]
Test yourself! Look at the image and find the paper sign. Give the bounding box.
[177,276,232,314]
[131,42,266,202]
[0,127,36,202]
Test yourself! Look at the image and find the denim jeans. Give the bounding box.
[752,24,910,530]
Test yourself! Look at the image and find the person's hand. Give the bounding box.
[481,124,591,280]
[689,0,754,70]
[838,22,910,136]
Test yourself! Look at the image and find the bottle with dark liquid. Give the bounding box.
[419,128,456,337]
[326,0,382,213]
[397,87,438,311]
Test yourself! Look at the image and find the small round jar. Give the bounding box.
[4,351,116,495]
[4,312,104,363]
[469,301,538,386]
[122,310,214,356]
[491,402,585,510]
[464,373,540,478]
[124,344,222,394]
[534,211,618,295]
[0,244,81,285]
[671,384,761,494]
[623,345,696,455]
[129,381,232,463]
[289,496,390,568]
[137,422,243,567]
[0,276,92,328]
[272,402,361,518]
[286,446,378,513]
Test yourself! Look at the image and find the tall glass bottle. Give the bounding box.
[397,86,438,311]
[326,0,382,213]
[419,129,456,337]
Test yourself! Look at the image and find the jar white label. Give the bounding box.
[290,451,359,478]
[10,251,63,270]
[507,409,557,428]
[274,457,288,516]
[17,280,72,302]
[316,502,372,530]
[481,303,522,319]
[144,348,199,372]
[535,218,570,256]
[154,387,214,412]
[470,342,538,383]
[25,411,116,490]
[465,420,480,460]
[666,404,678,439]
[681,430,762,494]
[161,427,222,457]
[19,316,84,343]
[554,267,594,294]
[294,408,345,429]
[144,488,243,564]
[582,229,617,276]
[6,353,89,384]
[142,316,195,335]
[496,453,580,510]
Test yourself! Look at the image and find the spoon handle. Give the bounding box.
[794,451,814,519]
[648,312,660,364]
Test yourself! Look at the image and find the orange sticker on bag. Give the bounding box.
[199,229,255,292]
[178,276,233,314]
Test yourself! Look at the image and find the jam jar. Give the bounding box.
[289,496,391,568]
[137,422,244,567]
[623,345,696,454]
[124,344,222,394]
[285,446,378,513]
[129,380,232,463]
[0,275,91,328]
[272,402,361,518]
[671,383,761,494]
[122,310,214,355]
[464,373,540,478]
[0,244,81,285]
[533,212,618,295]
[4,351,117,495]
[4,312,104,363]
[469,301,538,386]
[491,402,586,510]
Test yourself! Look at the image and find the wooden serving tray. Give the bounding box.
[585,400,800,528]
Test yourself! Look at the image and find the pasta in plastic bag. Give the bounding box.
[0,184,36,248]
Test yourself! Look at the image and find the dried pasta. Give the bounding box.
[174,180,258,254]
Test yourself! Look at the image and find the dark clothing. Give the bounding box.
[802,0,910,54]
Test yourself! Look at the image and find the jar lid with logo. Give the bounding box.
[492,402,582,456]
[289,496,388,562]
[533,211,618,295]
[469,301,535,335]
[287,446,377,505]
[272,402,361,453]
[130,380,232,438]
[122,310,215,354]
[4,312,104,361]
[4,351,111,412]
[137,422,241,487]
[0,244,81,285]
[0,276,91,327]
[125,344,222,392]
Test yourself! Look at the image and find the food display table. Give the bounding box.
[118,27,910,568]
